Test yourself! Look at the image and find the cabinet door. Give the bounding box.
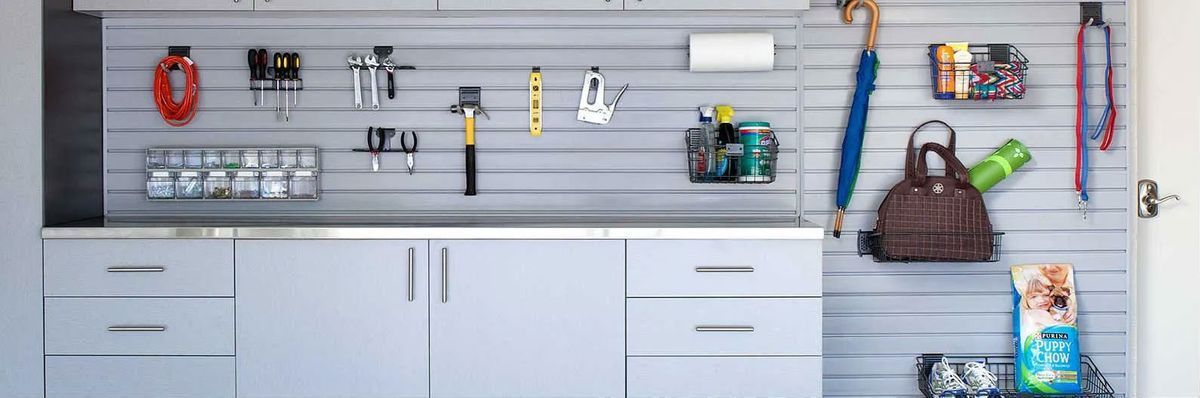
[438,0,621,10]
[236,240,429,398]
[430,240,625,398]
[74,0,253,11]
[625,0,808,10]
[255,0,436,10]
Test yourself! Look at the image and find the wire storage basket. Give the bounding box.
[928,43,1028,101]
[916,354,1116,398]
[858,231,1004,263]
[685,128,779,184]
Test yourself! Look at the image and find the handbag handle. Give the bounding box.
[914,142,972,188]
[905,120,958,181]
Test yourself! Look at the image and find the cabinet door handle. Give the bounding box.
[694,266,755,273]
[107,266,165,273]
[441,248,449,303]
[695,325,755,333]
[108,325,167,332]
[407,247,416,302]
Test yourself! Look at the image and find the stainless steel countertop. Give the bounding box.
[42,217,825,240]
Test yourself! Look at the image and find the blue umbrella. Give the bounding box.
[833,0,880,239]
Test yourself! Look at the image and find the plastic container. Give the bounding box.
[232,171,260,199]
[205,171,233,199]
[184,150,203,169]
[738,122,774,182]
[290,171,318,199]
[146,150,167,169]
[223,150,241,169]
[203,150,223,169]
[298,149,318,169]
[147,171,176,199]
[260,171,289,199]
[166,150,185,168]
[260,150,280,169]
[175,171,204,199]
[279,149,299,169]
[241,150,261,168]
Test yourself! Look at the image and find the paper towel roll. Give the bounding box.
[689,32,775,72]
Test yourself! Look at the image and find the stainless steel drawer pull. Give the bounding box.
[107,266,165,273]
[695,266,755,273]
[441,248,449,304]
[695,325,755,333]
[108,326,167,332]
[407,247,416,302]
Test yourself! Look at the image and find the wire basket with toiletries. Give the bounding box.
[929,43,1028,101]
[686,126,779,184]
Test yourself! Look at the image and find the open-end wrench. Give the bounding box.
[364,55,381,111]
[348,56,364,110]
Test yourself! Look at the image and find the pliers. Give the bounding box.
[400,131,418,175]
[367,127,394,172]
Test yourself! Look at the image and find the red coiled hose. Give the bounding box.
[153,55,200,127]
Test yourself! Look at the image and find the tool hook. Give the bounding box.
[842,0,880,52]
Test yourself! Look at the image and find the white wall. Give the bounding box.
[0,1,44,397]
[1133,0,1200,396]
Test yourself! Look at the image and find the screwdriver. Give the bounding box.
[256,49,268,108]
[247,49,259,106]
[280,53,290,122]
[273,52,283,118]
[290,52,300,106]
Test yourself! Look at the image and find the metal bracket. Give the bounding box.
[373,46,393,58]
[1080,2,1103,26]
[988,44,1011,64]
[458,86,481,107]
[167,46,191,70]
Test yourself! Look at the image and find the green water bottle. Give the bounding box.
[968,139,1032,193]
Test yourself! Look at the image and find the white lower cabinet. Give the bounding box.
[235,240,429,398]
[44,236,821,397]
[430,240,626,398]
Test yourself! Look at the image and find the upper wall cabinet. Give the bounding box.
[75,0,254,11]
[625,0,808,10]
[254,0,436,10]
[439,0,622,11]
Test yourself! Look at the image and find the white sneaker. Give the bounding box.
[962,361,1000,397]
[929,357,968,397]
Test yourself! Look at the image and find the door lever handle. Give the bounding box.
[1139,179,1182,218]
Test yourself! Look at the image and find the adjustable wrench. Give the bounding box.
[364,55,381,111]
[348,56,364,110]
[383,58,397,100]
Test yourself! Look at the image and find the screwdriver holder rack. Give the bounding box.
[249,79,304,91]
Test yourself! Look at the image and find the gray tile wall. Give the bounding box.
[102,15,803,220]
[804,1,1129,396]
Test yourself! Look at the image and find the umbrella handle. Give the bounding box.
[842,0,880,52]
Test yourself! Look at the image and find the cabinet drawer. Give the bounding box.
[627,240,820,297]
[46,356,234,398]
[627,298,821,356]
[628,356,821,398]
[45,239,233,297]
[45,298,234,355]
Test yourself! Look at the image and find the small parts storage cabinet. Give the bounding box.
[626,240,823,398]
[43,240,236,398]
[41,235,823,397]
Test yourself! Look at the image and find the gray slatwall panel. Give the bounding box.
[103,16,802,218]
[805,0,1128,396]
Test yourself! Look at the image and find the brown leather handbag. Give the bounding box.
[874,120,995,262]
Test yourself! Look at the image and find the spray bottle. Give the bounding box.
[715,105,738,177]
[698,107,717,175]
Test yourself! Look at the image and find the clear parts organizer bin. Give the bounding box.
[146,147,320,201]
